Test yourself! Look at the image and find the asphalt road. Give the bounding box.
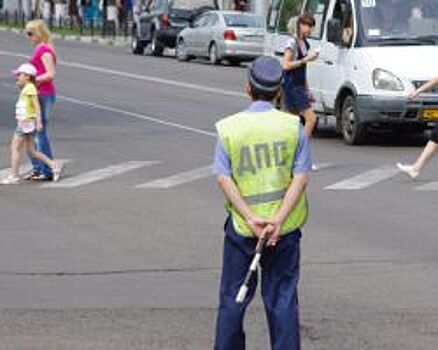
[0,31,437,349]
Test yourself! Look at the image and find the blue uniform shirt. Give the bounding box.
[213,101,312,176]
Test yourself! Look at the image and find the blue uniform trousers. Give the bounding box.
[215,217,301,350]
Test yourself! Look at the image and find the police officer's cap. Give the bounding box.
[248,56,283,93]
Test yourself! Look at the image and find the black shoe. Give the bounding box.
[23,169,41,181]
[24,170,53,181]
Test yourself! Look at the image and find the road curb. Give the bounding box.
[0,26,130,48]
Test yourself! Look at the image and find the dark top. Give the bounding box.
[283,37,310,88]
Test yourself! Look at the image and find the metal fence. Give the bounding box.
[0,9,131,40]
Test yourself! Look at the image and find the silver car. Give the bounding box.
[176,11,266,65]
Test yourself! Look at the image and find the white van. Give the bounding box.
[265,0,438,144]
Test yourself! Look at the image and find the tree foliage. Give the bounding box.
[278,0,303,33]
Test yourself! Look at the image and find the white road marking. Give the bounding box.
[312,162,335,171]
[0,164,33,179]
[0,82,216,138]
[58,95,217,138]
[42,161,158,188]
[0,50,245,99]
[136,166,212,189]
[415,181,438,191]
[0,159,71,179]
[325,166,400,190]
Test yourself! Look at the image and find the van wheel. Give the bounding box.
[341,95,367,145]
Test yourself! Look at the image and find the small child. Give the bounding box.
[1,63,63,185]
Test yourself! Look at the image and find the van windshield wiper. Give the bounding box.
[412,35,438,45]
[368,37,433,46]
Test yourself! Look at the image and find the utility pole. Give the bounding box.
[252,0,269,17]
[102,0,107,34]
[18,0,23,17]
[34,0,42,17]
[102,0,107,22]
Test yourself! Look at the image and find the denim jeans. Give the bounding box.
[31,94,55,177]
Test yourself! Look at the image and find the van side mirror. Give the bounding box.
[327,19,342,44]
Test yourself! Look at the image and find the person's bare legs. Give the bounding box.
[25,136,55,170]
[412,140,438,172]
[25,136,63,182]
[397,140,437,179]
[302,107,317,139]
[11,134,25,178]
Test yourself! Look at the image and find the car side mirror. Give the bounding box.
[327,19,342,44]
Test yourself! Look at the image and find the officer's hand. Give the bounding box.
[246,215,269,239]
[266,219,282,247]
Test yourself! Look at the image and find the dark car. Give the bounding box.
[131,0,219,56]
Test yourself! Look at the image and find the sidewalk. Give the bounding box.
[0,26,131,48]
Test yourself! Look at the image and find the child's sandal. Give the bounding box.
[0,175,21,185]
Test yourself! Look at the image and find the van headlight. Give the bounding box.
[373,69,404,91]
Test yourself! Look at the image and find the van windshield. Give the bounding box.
[359,0,438,42]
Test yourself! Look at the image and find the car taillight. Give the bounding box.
[161,14,170,27]
[224,29,237,41]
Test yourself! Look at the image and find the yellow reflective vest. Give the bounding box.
[216,109,308,237]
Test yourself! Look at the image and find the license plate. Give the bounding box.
[243,35,262,42]
[421,109,438,120]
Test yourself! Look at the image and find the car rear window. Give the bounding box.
[223,14,265,28]
[171,0,216,9]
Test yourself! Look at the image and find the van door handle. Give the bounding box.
[324,60,334,65]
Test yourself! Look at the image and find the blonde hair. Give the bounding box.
[26,19,52,44]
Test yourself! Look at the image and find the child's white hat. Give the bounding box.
[12,63,37,77]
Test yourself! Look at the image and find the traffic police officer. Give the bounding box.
[213,56,312,350]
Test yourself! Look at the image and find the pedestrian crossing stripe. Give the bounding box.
[0,161,436,191]
[136,166,212,189]
[0,159,72,180]
[0,164,34,180]
[324,165,400,190]
[42,161,159,188]
[415,181,438,191]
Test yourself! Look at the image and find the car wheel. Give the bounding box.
[151,31,164,56]
[228,58,241,66]
[131,29,144,55]
[177,39,190,61]
[209,43,220,65]
[341,95,367,145]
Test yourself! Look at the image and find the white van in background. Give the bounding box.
[265,0,438,145]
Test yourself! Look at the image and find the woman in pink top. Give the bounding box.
[25,19,58,181]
